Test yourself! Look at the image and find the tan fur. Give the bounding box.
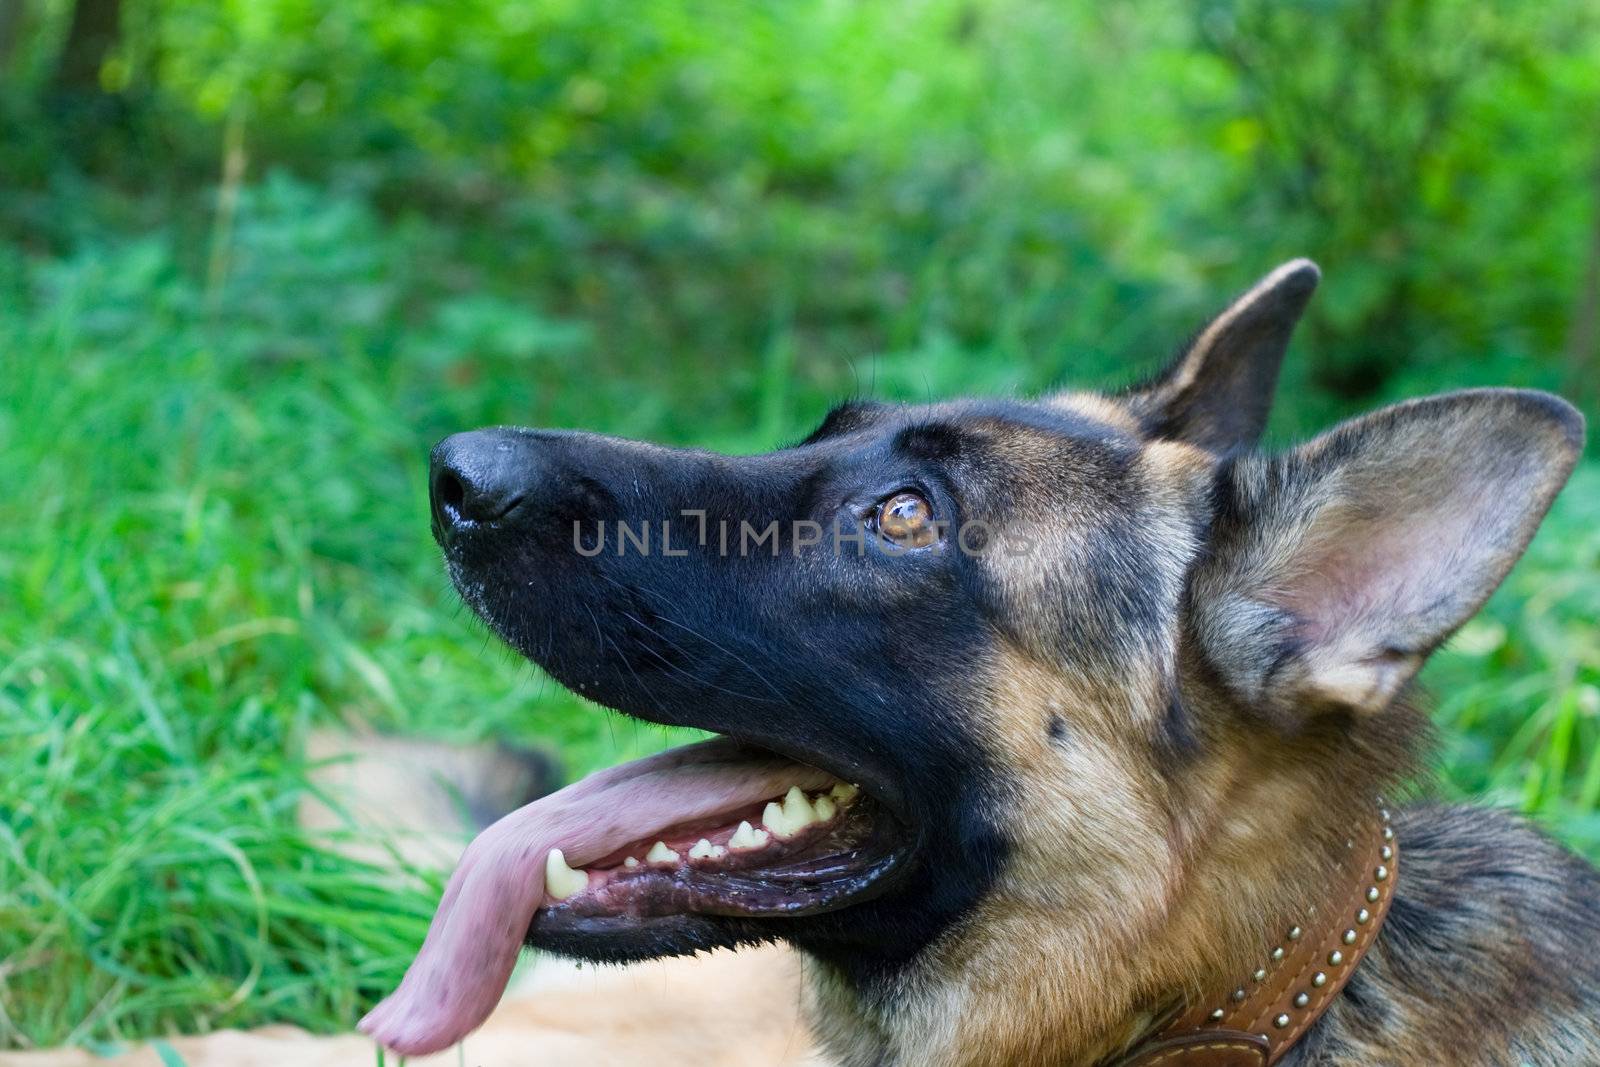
[810,629,1404,1067]
[1049,391,1146,433]
[296,730,549,868]
[798,416,1393,1066]
[801,366,1584,1067]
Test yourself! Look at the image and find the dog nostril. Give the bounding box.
[431,429,540,532]
[436,471,466,514]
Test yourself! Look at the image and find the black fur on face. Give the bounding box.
[428,397,1164,979]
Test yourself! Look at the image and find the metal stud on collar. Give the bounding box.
[1122,805,1398,1067]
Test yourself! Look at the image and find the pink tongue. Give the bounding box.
[358,738,832,1056]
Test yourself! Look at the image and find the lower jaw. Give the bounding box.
[529,833,910,953]
[526,813,913,967]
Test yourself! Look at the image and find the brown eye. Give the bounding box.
[876,491,938,549]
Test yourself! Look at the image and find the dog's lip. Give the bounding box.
[518,732,918,956]
[541,728,921,912]
[531,793,906,926]
[523,741,917,960]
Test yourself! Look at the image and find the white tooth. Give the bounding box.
[813,795,837,822]
[710,844,727,858]
[781,786,818,830]
[762,800,792,838]
[544,848,588,901]
[623,856,640,869]
[729,820,771,850]
[646,841,680,865]
[830,782,860,803]
[688,838,717,860]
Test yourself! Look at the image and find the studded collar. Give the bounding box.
[1109,805,1399,1067]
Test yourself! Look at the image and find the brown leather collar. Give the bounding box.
[1110,805,1399,1067]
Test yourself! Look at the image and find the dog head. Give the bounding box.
[423,260,1583,1062]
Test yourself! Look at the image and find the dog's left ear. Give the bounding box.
[1124,258,1320,454]
[1193,389,1584,721]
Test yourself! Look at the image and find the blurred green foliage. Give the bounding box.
[1,0,1597,1051]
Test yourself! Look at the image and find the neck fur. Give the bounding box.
[804,685,1427,1067]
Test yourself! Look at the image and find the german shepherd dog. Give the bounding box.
[362,261,1600,1066]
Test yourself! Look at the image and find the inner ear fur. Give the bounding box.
[1122,258,1320,455]
[1192,389,1584,722]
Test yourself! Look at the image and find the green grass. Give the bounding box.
[1,175,1596,1050]
[0,185,682,1049]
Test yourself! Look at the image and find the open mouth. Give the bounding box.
[359,736,907,1056]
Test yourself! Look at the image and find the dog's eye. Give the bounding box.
[876,491,937,549]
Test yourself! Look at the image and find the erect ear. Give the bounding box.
[1124,258,1320,454]
[1192,389,1584,721]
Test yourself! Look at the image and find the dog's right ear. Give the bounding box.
[1191,389,1584,725]
[1124,259,1320,454]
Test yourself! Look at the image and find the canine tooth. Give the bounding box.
[813,795,838,822]
[729,820,771,850]
[646,841,680,865]
[688,838,717,860]
[830,782,860,803]
[781,786,818,831]
[544,849,588,901]
[623,856,640,869]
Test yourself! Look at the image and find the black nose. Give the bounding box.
[430,429,538,538]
